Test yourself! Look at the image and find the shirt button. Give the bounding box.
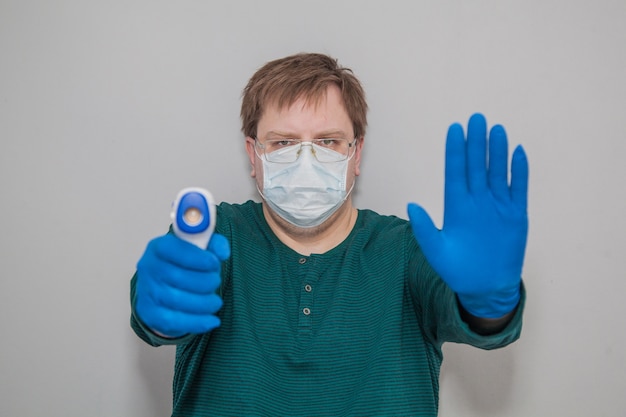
[298,257,307,264]
[302,307,311,316]
[304,284,312,292]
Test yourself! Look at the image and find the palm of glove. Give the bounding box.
[408,113,529,318]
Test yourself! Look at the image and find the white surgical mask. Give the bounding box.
[258,145,355,228]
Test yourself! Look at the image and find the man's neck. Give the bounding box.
[262,201,358,256]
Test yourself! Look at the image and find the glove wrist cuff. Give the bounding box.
[457,284,521,319]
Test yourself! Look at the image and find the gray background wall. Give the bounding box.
[1,1,625,416]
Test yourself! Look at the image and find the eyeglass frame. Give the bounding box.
[253,137,359,164]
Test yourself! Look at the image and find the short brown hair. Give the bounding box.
[240,53,368,139]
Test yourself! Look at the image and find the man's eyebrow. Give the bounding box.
[264,131,295,138]
[264,130,350,139]
[315,130,350,138]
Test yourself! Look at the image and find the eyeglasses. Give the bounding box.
[254,138,358,163]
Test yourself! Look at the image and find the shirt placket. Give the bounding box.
[296,256,316,331]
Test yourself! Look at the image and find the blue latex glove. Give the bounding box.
[408,113,528,318]
[135,232,231,337]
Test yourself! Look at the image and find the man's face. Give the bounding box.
[245,84,363,200]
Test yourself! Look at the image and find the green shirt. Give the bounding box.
[131,201,524,416]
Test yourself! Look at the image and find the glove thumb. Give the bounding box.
[407,203,443,262]
[207,233,231,262]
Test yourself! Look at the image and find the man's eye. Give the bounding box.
[268,139,297,148]
[317,139,337,146]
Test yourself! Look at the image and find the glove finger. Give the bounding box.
[466,113,488,192]
[488,124,510,201]
[157,267,222,294]
[444,123,468,206]
[510,145,529,209]
[136,242,220,292]
[152,234,220,272]
[153,288,223,315]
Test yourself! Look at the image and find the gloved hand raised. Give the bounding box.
[408,113,529,319]
[134,232,231,338]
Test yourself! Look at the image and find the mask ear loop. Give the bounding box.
[341,138,359,200]
[256,183,268,203]
[343,179,356,202]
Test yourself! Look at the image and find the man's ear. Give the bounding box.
[245,137,257,177]
[354,137,364,176]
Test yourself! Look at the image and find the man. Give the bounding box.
[131,52,528,416]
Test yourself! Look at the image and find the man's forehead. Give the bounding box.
[266,84,344,111]
[256,85,353,137]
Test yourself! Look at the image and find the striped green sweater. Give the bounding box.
[131,201,524,416]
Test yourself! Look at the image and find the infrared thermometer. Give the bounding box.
[171,187,216,249]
